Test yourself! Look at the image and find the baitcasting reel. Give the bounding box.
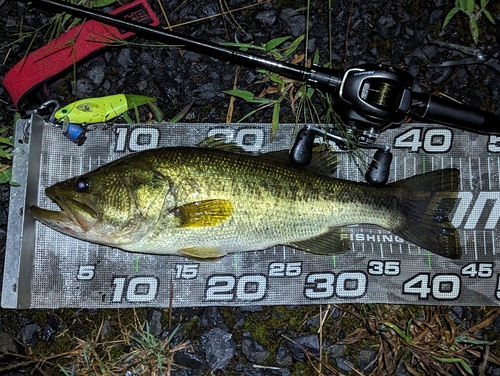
[290,62,500,185]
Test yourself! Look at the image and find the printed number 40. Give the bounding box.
[394,128,452,153]
[402,273,460,300]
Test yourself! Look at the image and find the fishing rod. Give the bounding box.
[25,0,500,184]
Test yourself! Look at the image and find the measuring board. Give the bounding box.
[2,115,500,308]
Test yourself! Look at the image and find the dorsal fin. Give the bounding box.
[197,136,248,153]
[198,136,337,175]
[260,144,337,176]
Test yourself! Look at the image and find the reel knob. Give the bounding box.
[289,128,316,166]
[366,149,392,186]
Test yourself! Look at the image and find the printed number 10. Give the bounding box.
[111,276,159,303]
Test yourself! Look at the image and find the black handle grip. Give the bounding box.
[366,149,392,186]
[410,92,500,136]
[289,128,316,166]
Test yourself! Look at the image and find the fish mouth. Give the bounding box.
[31,196,99,234]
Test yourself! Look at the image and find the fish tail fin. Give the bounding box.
[389,168,461,259]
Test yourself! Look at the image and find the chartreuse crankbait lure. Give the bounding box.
[53,94,156,145]
[54,94,156,124]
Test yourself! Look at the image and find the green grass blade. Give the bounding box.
[0,167,12,184]
[271,101,281,141]
[433,357,473,374]
[224,89,256,101]
[0,137,14,146]
[483,9,496,24]
[121,112,133,124]
[469,18,479,44]
[264,36,291,51]
[442,7,461,29]
[284,35,305,57]
[383,322,412,342]
[90,0,118,7]
[465,0,475,13]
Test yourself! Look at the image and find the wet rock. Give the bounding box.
[328,344,346,358]
[243,366,291,376]
[42,323,57,342]
[240,305,263,313]
[423,45,439,59]
[255,10,277,28]
[173,344,206,370]
[280,8,308,37]
[193,82,223,102]
[201,327,236,370]
[285,334,320,361]
[241,333,270,364]
[116,48,136,77]
[72,77,96,97]
[21,323,41,347]
[0,331,18,353]
[336,356,355,372]
[146,309,163,337]
[171,369,199,376]
[275,344,293,366]
[85,61,106,87]
[357,348,377,373]
[200,307,224,327]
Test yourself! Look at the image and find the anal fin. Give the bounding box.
[179,247,227,259]
[286,227,351,255]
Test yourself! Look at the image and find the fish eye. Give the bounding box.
[74,177,91,193]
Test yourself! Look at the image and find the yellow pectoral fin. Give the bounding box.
[174,199,234,228]
[179,247,227,259]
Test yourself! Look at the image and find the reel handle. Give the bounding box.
[289,128,316,166]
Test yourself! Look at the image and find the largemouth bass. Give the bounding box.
[30,142,461,259]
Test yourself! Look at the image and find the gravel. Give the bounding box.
[0,0,499,374]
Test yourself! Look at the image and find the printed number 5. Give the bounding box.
[77,265,95,280]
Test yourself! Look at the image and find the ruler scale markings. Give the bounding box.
[498,157,500,189]
[469,158,473,191]
[478,157,483,191]
[483,231,487,256]
[488,157,492,190]
[393,155,397,180]
[459,157,463,190]
[473,231,478,261]
[492,232,496,256]
[11,122,500,308]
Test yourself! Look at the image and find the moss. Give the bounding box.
[291,360,315,375]
[237,305,317,366]
[183,315,200,335]
[371,36,395,61]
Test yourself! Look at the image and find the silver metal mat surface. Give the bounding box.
[2,116,499,308]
